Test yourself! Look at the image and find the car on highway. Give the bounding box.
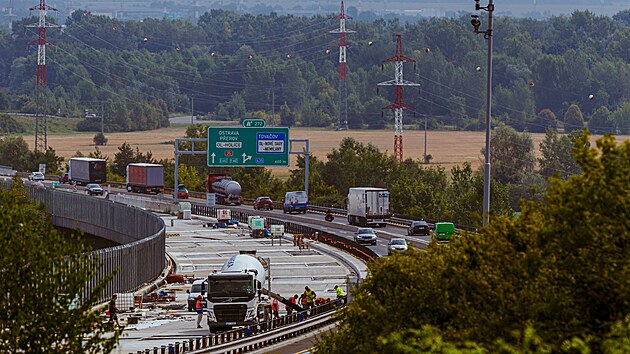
[85,183,103,196]
[387,238,408,255]
[408,220,430,236]
[28,171,45,181]
[354,227,377,245]
[177,184,189,199]
[433,222,456,241]
[253,196,273,210]
[58,172,70,184]
[186,279,207,312]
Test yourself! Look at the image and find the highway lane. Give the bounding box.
[197,203,431,257]
[27,177,430,256]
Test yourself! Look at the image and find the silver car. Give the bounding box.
[28,172,45,181]
[387,238,408,255]
[85,183,103,196]
[354,228,377,245]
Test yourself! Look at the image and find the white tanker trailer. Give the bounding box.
[207,173,241,205]
[206,253,302,332]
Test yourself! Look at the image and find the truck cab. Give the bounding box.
[283,191,308,214]
[206,254,266,332]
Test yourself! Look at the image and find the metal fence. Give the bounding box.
[0,181,166,303]
[192,205,379,263]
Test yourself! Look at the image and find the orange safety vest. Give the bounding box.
[196,299,202,310]
[286,297,296,310]
[271,299,279,311]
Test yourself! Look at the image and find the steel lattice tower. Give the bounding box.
[378,34,419,163]
[26,0,58,154]
[330,1,354,131]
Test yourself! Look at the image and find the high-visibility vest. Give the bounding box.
[196,299,202,310]
[305,289,315,303]
[271,299,279,311]
[336,287,345,297]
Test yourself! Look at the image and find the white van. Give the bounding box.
[283,191,308,214]
[186,279,207,312]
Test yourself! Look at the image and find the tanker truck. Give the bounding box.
[206,252,302,332]
[206,173,241,205]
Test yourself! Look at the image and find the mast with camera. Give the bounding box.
[471,0,494,227]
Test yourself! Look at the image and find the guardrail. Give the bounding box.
[0,181,166,303]
[192,205,378,263]
[133,298,343,354]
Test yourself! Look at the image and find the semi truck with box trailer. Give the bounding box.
[68,157,106,186]
[126,163,164,194]
[206,252,301,332]
[347,187,391,227]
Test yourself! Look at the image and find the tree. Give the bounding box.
[564,104,585,132]
[0,114,25,134]
[279,102,295,127]
[112,142,136,176]
[610,102,630,134]
[532,108,558,133]
[316,132,630,353]
[588,106,614,134]
[538,128,581,180]
[0,136,30,171]
[481,124,535,184]
[93,132,108,146]
[0,178,121,353]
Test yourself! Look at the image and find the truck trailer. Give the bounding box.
[126,163,164,194]
[207,173,242,205]
[206,252,301,332]
[347,187,390,227]
[68,157,106,186]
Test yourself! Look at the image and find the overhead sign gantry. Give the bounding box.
[207,127,289,167]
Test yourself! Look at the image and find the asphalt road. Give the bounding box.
[32,177,431,257]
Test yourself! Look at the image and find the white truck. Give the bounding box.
[68,157,107,186]
[206,252,301,332]
[347,187,391,227]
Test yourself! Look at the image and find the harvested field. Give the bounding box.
[22,127,630,176]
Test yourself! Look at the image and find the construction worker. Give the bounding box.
[271,298,279,319]
[285,294,298,316]
[334,285,345,298]
[334,285,346,305]
[303,286,316,310]
[195,295,204,328]
[108,294,120,328]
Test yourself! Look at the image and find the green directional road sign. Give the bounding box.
[207,127,290,167]
[242,119,265,128]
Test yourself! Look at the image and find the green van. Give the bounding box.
[433,222,456,241]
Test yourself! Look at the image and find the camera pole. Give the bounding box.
[472,0,494,227]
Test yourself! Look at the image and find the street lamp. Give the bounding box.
[472,0,494,227]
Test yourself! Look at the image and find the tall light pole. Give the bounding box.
[471,0,493,226]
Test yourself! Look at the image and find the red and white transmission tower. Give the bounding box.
[378,34,419,163]
[26,0,58,153]
[330,1,354,131]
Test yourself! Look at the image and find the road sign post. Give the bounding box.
[207,127,289,167]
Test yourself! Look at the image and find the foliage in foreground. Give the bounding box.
[0,178,121,353]
[316,132,630,353]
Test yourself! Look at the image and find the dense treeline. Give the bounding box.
[2,10,630,132]
[316,133,630,353]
